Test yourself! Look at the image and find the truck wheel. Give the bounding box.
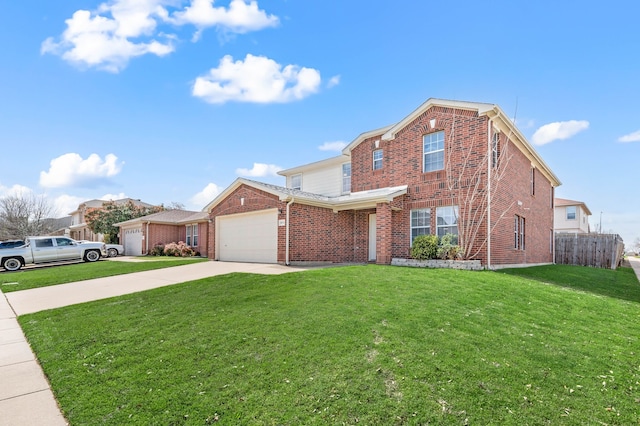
[107,248,118,258]
[84,250,101,262]
[2,257,23,271]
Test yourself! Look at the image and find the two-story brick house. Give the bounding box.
[205,98,561,268]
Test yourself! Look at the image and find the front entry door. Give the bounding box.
[368,214,377,261]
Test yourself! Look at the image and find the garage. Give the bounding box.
[217,209,278,263]
[123,227,143,256]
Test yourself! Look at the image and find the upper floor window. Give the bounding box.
[492,133,500,168]
[410,208,431,244]
[373,149,383,170]
[291,174,302,190]
[566,206,576,220]
[531,167,536,196]
[423,131,445,173]
[436,206,458,238]
[342,163,351,194]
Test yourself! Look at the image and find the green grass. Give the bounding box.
[0,257,207,292]
[499,264,640,303]
[19,265,640,425]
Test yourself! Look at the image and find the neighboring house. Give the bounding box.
[554,198,592,234]
[204,98,561,268]
[115,210,209,257]
[68,198,155,242]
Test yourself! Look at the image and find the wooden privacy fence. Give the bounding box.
[555,233,625,269]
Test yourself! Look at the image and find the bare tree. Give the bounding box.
[443,112,515,260]
[0,193,57,240]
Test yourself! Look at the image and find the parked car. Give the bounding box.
[78,240,124,258]
[0,240,25,249]
[0,236,106,271]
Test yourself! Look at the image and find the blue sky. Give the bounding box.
[1,1,639,247]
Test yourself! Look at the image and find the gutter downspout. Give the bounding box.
[487,118,492,270]
[145,221,150,255]
[285,198,294,265]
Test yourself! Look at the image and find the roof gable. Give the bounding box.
[343,97,560,187]
[114,209,208,227]
[205,178,407,213]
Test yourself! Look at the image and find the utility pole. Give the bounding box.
[599,211,603,234]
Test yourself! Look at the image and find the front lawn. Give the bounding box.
[500,264,640,303]
[0,257,207,292]
[20,265,639,425]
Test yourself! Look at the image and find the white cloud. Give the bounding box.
[192,54,322,104]
[318,141,347,151]
[531,120,589,146]
[236,162,282,177]
[171,0,278,33]
[327,75,340,88]
[40,153,124,188]
[190,182,221,208]
[514,117,535,129]
[41,2,174,73]
[99,192,128,201]
[0,184,33,199]
[53,194,86,216]
[42,0,279,72]
[618,130,640,143]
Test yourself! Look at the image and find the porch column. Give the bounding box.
[376,202,392,265]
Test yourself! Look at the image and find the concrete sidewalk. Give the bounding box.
[628,256,640,282]
[0,260,312,426]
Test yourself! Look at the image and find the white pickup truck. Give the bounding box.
[0,236,106,271]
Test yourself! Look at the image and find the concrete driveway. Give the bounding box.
[5,259,313,316]
[0,259,316,426]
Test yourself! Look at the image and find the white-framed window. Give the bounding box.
[566,206,576,220]
[342,163,351,194]
[423,131,445,172]
[550,186,554,209]
[531,167,536,196]
[192,224,198,247]
[514,215,525,250]
[410,208,431,244]
[436,206,458,238]
[492,133,500,168]
[291,174,302,190]
[186,224,198,246]
[373,149,383,170]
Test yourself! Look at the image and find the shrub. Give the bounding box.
[411,234,439,260]
[437,233,461,260]
[163,241,195,257]
[149,244,165,256]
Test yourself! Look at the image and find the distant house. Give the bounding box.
[115,210,209,257]
[204,98,562,268]
[68,198,156,242]
[554,198,591,234]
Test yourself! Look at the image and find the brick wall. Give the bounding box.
[350,105,554,266]
[288,204,362,263]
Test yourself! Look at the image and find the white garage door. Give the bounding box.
[218,209,278,263]
[124,228,142,256]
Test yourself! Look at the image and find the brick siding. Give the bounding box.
[209,105,554,267]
